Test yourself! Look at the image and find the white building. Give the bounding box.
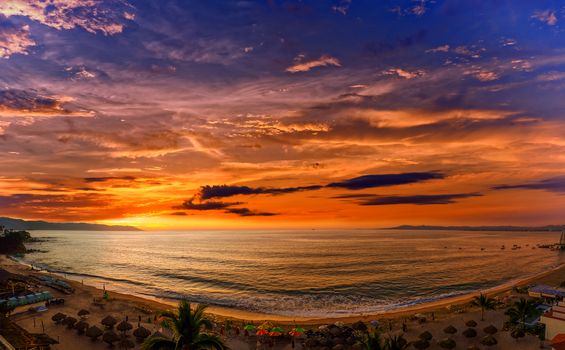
[541,301,565,340]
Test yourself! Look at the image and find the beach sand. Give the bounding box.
[2,255,562,349]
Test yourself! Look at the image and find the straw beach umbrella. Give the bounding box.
[86,325,103,341]
[419,331,433,341]
[412,339,430,349]
[101,315,117,329]
[465,320,478,327]
[483,324,498,335]
[133,324,151,342]
[439,338,456,349]
[117,320,133,335]
[443,325,457,335]
[51,312,66,324]
[118,337,135,349]
[63,316,77,329]
[75,320,89,334]
[481,335,498,347]
[511,328,525,340]
[77,309,90,318]
[463,328,477,338]
[103,330,120,346]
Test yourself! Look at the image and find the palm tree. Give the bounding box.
[358,330,382,350]
[471,293,496,321]
[141,301,228,350]
[505,298,537,329]
[383,334,408,350]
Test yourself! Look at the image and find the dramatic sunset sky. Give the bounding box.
[0,1,563,229]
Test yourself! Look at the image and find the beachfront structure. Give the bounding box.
[529,285,565,300]
[0,318,58,349]
[541,301,565,340]
[0,292,53,309]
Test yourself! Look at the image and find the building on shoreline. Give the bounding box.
[541,301,565,341]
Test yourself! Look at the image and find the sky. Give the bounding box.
[0,0,564,230]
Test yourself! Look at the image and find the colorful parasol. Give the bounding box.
[243,324,256,331]
[256,329,269,336]
[269,331,282,337]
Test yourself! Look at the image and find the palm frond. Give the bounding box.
[141,336,176,350]
[194,333,229,350]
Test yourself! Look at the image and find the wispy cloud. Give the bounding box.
[383,68,425,79]
[357,193,482,205]
[532,10,558,26]
[493,176,565,193]
[0,0,133,35]
[0,22,35,59]
[286,55,341,73]
[0,89,92,118]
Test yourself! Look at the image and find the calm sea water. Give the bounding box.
[20,229,565,317]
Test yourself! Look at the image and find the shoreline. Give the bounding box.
[4,254,565,325]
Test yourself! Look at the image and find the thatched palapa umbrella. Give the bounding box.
[77,309,90,318]
[352,321,367,332]
[419,331,433,341]
[63,316,77,329]
[411,339,430,349]
[117,320,133,335]
[75,320,89,334]
[103,330,120,346]
[439,338,456,349]
[101,315,117,329]
[481,335,498,347]
[133,324,151,342]
[443,325,457,335]
[51,312,66,323]
[511,328,525,340]
[462,328,477,338]
[465,320,478,327]
[483,324,498,335]
[118,337,135,349]
[86,325,103,341]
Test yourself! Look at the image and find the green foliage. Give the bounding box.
[471,293,496,321]
[383,334,408,350]
[358,330,382,350]
[2,229,31,241]
[505,298,537,329]
[0,301,15,318]
[141,301,228,350]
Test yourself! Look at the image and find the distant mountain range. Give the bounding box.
[390,225,565,232]
[0,217,141,231]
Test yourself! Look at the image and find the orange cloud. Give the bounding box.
[286,55,341,73]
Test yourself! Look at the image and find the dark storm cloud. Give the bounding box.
[493,176,565,193]
[225,207,277,217]
[327,172,444,190]
[84,176,137,183]
[175,198,240,211]
[199,184,324,200]
[194,172,445,200]
[174,197,278,217]
[358,193,482,206]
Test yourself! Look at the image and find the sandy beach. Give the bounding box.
[2,254,562,349]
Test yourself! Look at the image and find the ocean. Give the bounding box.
[19,229,565,318]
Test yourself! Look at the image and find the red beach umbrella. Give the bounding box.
[269,331,282,337]
[256,329,269,336]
